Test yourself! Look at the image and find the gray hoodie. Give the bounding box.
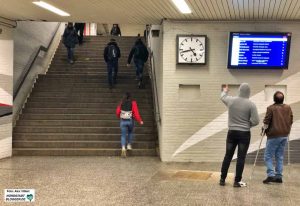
[221,83,259,131]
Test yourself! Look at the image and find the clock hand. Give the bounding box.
[189,47,197,56]
[180,49,195,53]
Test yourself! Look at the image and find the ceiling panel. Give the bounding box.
[0,0,300,24]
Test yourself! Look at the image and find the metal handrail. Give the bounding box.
[146,26,161,125]
[13,22,61,100]
[148,51,161,124]
[0,16,17,28]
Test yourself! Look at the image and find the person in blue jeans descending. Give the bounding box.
[262,91,293,184]
[127,38,149,88]
[104,39,121,89]
[116,92,143,157]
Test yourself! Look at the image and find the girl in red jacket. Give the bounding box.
[116,92,143,157]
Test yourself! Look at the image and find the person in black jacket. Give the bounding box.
[104,39,121,89]
[110,24,121,36]
[127,38,149,88]
[63,22,79,64]
[74,22,85,45]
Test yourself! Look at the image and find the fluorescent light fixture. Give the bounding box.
[172,0,191,14]
[33,1,70,16]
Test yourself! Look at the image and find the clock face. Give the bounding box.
[177,35,206,64]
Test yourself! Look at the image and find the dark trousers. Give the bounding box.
[67,47,74,61]
[221,130,251,182]
[75,27,84,44]
[107,60,118,86]
[134,58,145,81]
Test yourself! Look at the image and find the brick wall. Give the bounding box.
[158,20,300,162]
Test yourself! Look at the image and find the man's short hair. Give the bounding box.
[273,91,284,104]
[110,38,116,42]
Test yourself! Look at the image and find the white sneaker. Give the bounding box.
[127,144,132,150]
[121,148,126,158]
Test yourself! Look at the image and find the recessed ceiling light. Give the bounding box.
[32,1,70,16]
[171,0,192,14]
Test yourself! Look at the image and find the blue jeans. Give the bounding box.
[107,59,118,86]
[120,119,134,147]
[67,47,74,61]
[264,137,287,177]
[134,59,144,81]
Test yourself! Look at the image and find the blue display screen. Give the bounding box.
[227,32,291,69]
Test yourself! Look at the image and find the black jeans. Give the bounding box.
[106,59,118,86]
[221,130,250,182]
[76,27,84,44]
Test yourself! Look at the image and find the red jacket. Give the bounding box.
[116,100,142,123]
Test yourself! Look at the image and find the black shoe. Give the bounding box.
[274,177,283,183]
[233,181,247,187]
[263,176,276,184]
[219,179,225,186]
[109,84,113,89]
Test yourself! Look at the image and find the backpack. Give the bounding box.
[120,101,132,119]
[107,44,118,60]
[134,44,148,62]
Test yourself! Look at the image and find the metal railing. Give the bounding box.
[146,27,161,125]
[0,16,17,28]
[13,22,61,100]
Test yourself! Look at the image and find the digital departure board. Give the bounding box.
[227,32,291,69]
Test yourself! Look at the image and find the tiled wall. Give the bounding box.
[158,21,300,162]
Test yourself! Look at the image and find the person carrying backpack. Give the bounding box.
[63,22,79,64]
[116,92,144,157]
[127,38,149,88]
[104,39,121,89]
[110,24,121,36]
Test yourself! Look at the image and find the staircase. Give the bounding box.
[13,36,158,156]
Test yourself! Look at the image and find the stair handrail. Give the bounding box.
[0,16,17,28]
[13,22,61,100]
[146,27,161,125]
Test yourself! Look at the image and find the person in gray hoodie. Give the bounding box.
[219,83,259,187]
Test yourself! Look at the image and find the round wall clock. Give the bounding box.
[177,35,207,65]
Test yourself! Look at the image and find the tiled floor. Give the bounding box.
[0,157,299,206]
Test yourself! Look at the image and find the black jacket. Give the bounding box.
[63,27,78,48]
[104,42,121,62]
[110,26,121,36]
[127,40,149,64]
[74,23,85,31]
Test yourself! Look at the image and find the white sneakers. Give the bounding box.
[127,144,132,150]
[121,145,132,158]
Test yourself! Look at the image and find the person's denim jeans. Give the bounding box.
[221,130,251,182]
[134,59,144,81]
[120,119,134,147]
[107,59,118,86]
[67,47,74,61]
[264,137,287,177]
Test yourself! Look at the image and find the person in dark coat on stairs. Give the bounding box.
[116,92,143,157]
[127,38,149,88]
[104,39,121,89]
[110,24,121,36]
[63,22,79,64]
[74,22,85,45]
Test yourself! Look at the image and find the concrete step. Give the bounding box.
[13,140,156,149]
[16,120,154,127]
[18,114,154,121]
[34,82,150,89]
[26,97,152,104]
[21,108,153,115]
[13,133,156,141]
[13,148,157,156]
[30,92,152,98]
[25,102,152,109]
[13,126,154,134]
[31,86,152,93]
